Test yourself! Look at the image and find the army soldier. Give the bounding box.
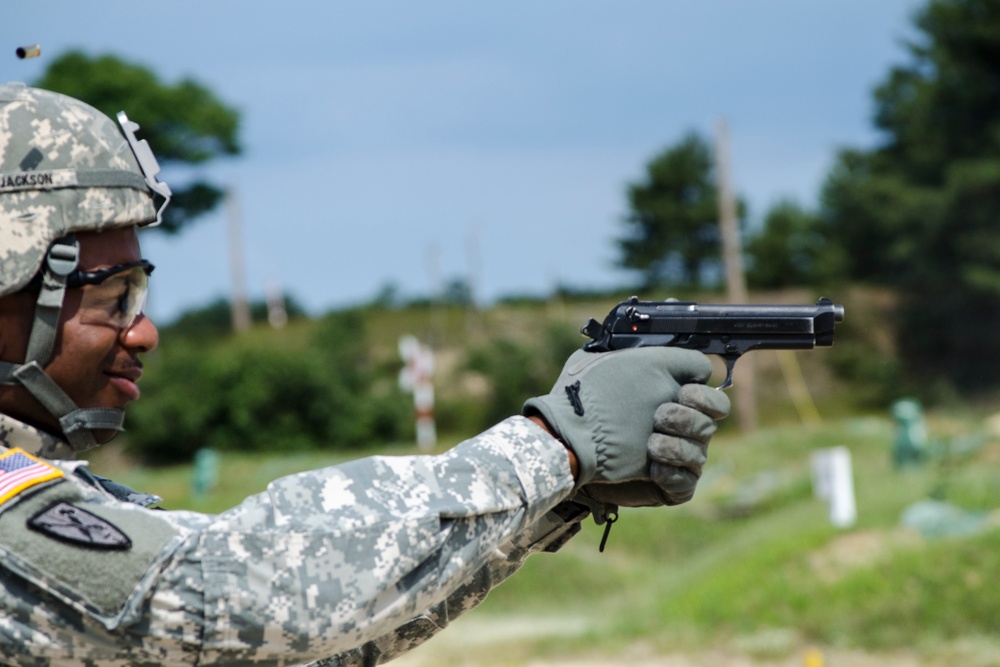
[0,84,729,666]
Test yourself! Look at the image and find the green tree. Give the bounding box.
[745,200,831,289]
[820,0,1000,392]
[617,132,745,290]
[33,51,242,234]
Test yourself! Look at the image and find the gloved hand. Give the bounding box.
[578,382,730,508]
[523,347,716,489]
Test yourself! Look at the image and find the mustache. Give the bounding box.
[111,357,144,372]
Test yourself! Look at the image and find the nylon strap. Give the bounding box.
[24,236,78,367]
[12,362,123,452]
[0,361,18,384]
[76,169,150,191]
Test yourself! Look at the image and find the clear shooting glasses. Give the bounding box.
[70,260,154,330]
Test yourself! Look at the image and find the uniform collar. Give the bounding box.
[0,412,76,459]
[0,412,161,506]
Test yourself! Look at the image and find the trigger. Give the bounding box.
[718,356,737,390]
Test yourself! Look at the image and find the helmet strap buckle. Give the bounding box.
[45,234,79,276]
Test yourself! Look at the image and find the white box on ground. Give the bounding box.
[811,446,857,528]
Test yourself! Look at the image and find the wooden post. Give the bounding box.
[715,119,757,433]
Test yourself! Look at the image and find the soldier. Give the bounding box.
[0,84,729,666]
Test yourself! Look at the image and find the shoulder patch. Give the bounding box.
[0,480,182,629]
[28,500,132,550]
[0,448,63,507]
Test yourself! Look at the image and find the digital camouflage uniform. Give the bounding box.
[0,412,587,666]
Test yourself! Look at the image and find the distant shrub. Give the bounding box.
[160,294,309,339]
[125,309,410,464]
[455,323,582,429]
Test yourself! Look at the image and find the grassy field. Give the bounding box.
[88,406,1000,666]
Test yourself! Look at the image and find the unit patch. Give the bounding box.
[28,500,132,550]
[0,448,63,507]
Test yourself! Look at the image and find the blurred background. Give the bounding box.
[8,1,1000,664]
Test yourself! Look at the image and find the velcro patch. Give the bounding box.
[0,448,63,507]
[0,481,180,628]
[29,501,131,550]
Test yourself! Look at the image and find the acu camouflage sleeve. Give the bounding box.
[309,497,590,666]
[143,416,576,666]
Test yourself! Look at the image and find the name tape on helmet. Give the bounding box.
[0,168,150,195]
[0,171,67,192]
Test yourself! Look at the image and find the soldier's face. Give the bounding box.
[0,227,159,442]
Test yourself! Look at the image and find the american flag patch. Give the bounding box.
[0,448,64,506]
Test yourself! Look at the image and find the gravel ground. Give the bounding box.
[385,617,930,667]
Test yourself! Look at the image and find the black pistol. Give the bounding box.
[581,297,845,389]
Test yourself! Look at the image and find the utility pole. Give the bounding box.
[465,222,482,335]
[715,118,757,433]
[227,188,251,333]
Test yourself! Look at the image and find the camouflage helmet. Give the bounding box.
[0,82,170,297]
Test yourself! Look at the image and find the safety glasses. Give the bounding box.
[70,260,154,330]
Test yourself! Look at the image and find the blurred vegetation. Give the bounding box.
[814,0,1000,394]
[159,294,310,339]
[126,308,412,463]
[462,323,582,427]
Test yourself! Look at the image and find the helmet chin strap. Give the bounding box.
[0,235,125,453]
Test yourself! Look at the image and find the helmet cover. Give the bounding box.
[0,83,160,297]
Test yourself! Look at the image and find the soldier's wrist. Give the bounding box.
[527,414,579,481]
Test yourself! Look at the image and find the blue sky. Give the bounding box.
[5,1,923,321]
